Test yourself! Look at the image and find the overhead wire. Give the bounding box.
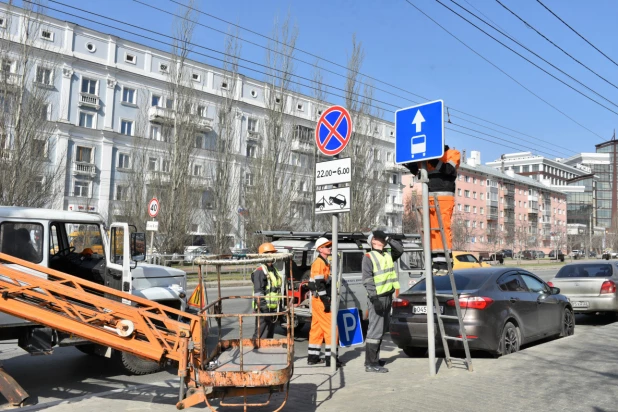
[32,0,589,158]
[154,0,589,153]
[438,0,618,114]
[403,0,605,141]
[536,0,618,69]
[495,0,618,92]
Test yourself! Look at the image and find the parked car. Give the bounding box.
[390,268,574,357]
[453,252,491,269]
[534,251,545,259]
[500,249,514,259]
[183,246,210,264]
[478,251,505,264]
[589,250,597,258]
[569,250,584,259]
[521,250,535,260]
[602,250,618,260]
[548,262,618,315]
[549,250,565,261]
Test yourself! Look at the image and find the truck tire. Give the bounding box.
[119,352,163,375]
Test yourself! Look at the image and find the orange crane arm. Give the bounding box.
[0,253,203,364]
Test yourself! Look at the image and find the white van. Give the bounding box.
[0,207,188,374]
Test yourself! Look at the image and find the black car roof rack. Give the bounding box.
[255,230,421,242]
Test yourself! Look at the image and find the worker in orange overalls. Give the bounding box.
[307,237,343,368]
[404,145,461,273]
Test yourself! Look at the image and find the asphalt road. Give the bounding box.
[0,265,613,410]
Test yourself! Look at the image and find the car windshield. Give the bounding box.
[555,264,613,278]
[404,272,489,293]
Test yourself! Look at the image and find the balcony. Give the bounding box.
[0,72,20,91]
[528,206,538,214]
[146,171,171,183]
[487,211,498,220]
[78,93,100,110]
[385,161,407,173]
[195,117,213,132]
[292,191,312,203]
[73,162,96,176]
[247,130,261,142]
[385,203,404,214]
[291,139,313,154]
[148,106,175,125]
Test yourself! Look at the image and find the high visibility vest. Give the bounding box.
[253,264,282,310]
[368,251,400,295]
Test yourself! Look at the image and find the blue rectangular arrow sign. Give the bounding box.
[395,100,444,164]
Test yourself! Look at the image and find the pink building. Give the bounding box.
[403,151,568,253]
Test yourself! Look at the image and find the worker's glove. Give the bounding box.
[370,296,385,315]
[321,296,331,312]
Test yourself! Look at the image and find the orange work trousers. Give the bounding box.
[308,297,337,362]
[429,194,454,252]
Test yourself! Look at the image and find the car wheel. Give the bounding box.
[402,346,427,357]
[499,322,520,356]
[560,308,575,337]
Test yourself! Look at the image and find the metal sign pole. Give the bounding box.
[149,218,155,262]
[420,168,436,376]
[330,213,338,374]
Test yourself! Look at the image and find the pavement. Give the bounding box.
[21,316,618,412]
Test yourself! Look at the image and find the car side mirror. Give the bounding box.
[130,232,146,262]
[550,286,560,295]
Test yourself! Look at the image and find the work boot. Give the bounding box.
[365,365,389,373]
[307,355,324,365]
[325,357,344,368]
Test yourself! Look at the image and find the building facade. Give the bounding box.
[0,5,404,248]
[403,151,568,253]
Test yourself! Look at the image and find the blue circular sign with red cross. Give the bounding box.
[315,105,352,156]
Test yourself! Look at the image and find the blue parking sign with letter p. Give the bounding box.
[337,308,364,347]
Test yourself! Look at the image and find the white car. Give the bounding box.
[183,246,210,263]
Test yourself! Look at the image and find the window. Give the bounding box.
[472,221,477,228]
[391,174,398,184]
[457,188,462,196]
[387,152,392,162]
[480,207,484,215]
[40,29,54,41]
[342,251,364,273]
[148,157,158,171]
[35,66,52,85]
[197,105,206,117]
[473,206,477,214]
[195,135,204,149]
[399,251,423,270]
[116,185,128,200]
[159,63,169,73]
[193,164,202,176]
[464,205,470,212]
[473,178,477,184]
[1,59,13,73]
[248,118,258,133]
[150,125,160,140]
[124,53,136,64]
[33,139,47,158]
[520,273,549,294]
[473,191,477,199]
[75,146,92,163]
[73,179,90,197]
[480,193,484,200]
[122,87,136,104]
[161,159,170,173]
[118,153,130,169]
[498,273,527,292]
[465,176,470,183]
[0,222,44,264]
[151,94,161,107]
[192,73,200,82]
[374,149,381,161]
[165,98,174,109]
[464,190,470,198]
[480,222,484,229]
[0,17,5,28]
[81,78,97,94]
[245,172,254,186]
[41,104,50,121]
[120,120,133,136]
[246,144,257,158]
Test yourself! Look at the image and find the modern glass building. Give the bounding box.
[566,174,596,227]
[594,140,618,229]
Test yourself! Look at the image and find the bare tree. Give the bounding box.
[310,59,330,232]
[402,190,421,234]
[202,32,242,254]
[340,35,387,232]
[451,211,473,251]
[0,2,64,207]
[244,15,299,250]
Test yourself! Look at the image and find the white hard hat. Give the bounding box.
[315,237,332,250]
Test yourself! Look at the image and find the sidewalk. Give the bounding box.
[34,322,618,411]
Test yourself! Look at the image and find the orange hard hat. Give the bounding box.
[81,248,94,256]
[258,243,277,254]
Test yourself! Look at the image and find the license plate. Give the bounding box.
[413,305,444,314]
[572,301,589,308]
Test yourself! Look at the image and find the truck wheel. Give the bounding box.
[119,352,163,375]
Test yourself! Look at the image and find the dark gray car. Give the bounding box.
[390,268,574,356]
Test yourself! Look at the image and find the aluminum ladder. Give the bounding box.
[416,193,473,372]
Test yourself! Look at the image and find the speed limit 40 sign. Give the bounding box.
[148,198,160,218]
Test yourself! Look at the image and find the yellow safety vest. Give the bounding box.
[253,264,282,310]
[368,251,400,295]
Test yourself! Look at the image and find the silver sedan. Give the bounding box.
[548,262,618,314]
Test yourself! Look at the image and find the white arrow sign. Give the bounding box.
[412,110,425,133]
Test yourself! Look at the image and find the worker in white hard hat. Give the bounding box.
[307,237,343,368]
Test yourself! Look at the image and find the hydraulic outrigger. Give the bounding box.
[0,251,294,410]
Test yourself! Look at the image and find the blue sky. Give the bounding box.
[26,0,618,162]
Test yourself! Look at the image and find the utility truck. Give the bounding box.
[0,207,188,375]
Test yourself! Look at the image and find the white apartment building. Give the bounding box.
[0,5,404,243]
